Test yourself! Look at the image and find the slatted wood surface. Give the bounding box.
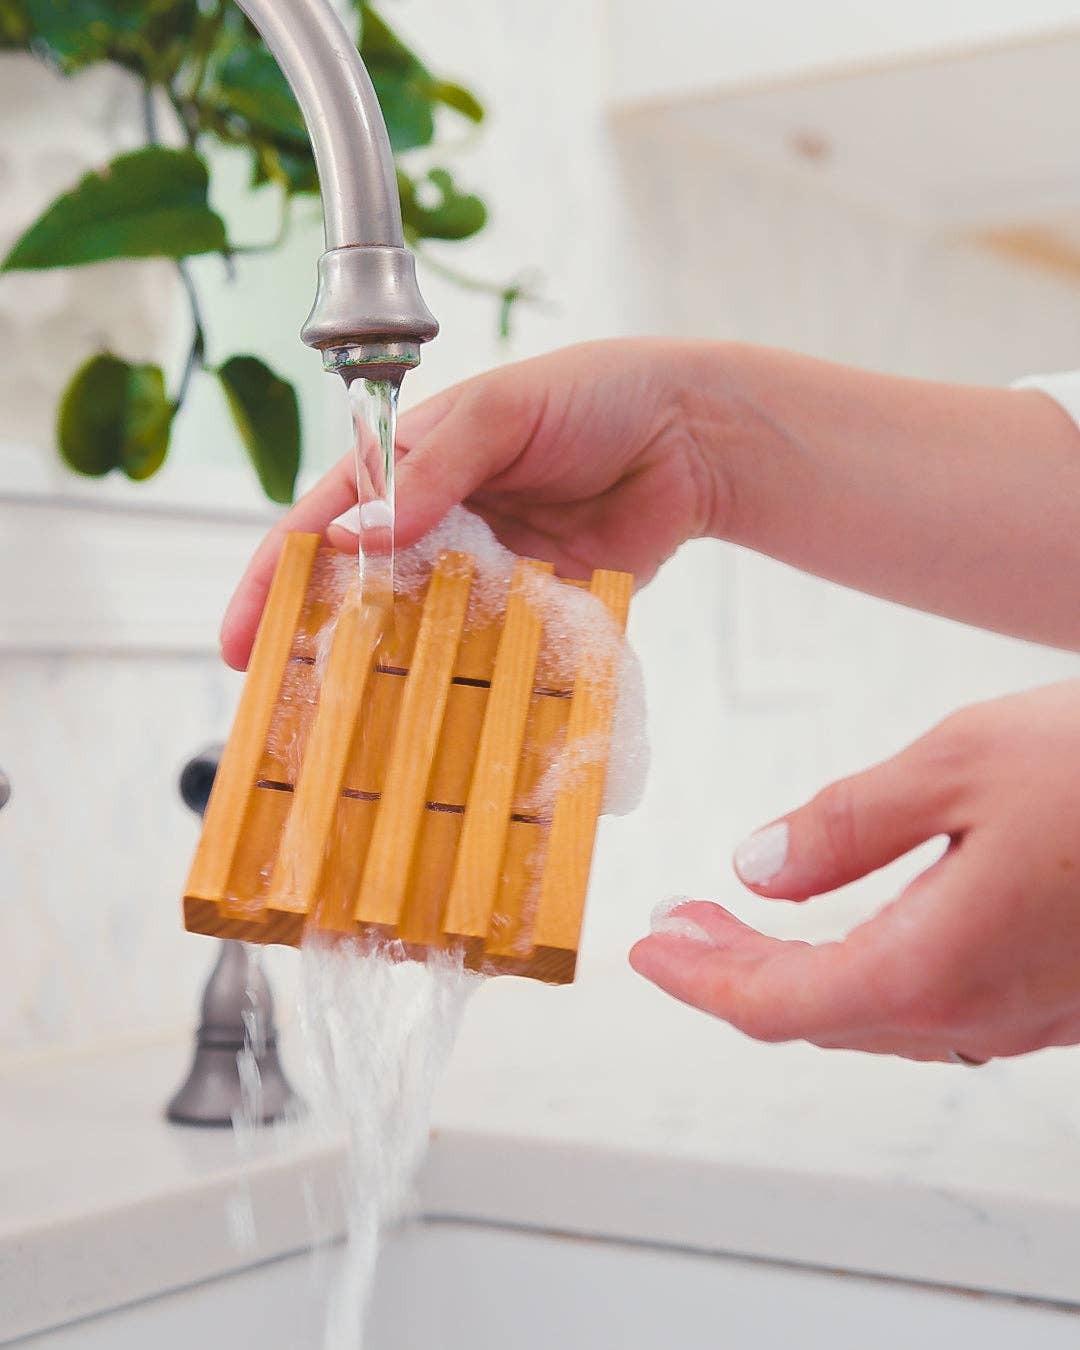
[183,533,633,983]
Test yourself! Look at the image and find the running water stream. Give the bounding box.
[348,376,400,607]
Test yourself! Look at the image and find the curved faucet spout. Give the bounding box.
[235,0,438,376]
[234,0,399,249]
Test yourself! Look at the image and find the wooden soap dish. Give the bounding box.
[183,532,633,983]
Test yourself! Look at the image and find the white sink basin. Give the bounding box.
[16,1219,1080,1349]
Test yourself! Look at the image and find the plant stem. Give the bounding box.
[166,84,200,150]
[411,243,545,337]
[141,80,159,145]
[411,242,538,302]
[185,0,225,103]
[164,66,237,289]
[175,261,208,408]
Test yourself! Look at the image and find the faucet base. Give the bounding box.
[166,1040,299,1128]
[165,938,300,1129]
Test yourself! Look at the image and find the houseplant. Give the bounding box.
[0,0,526,503]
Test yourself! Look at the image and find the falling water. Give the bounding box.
[348,376,399,608]
[298,938,479,1349]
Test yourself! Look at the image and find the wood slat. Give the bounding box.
[424,682,489,806]
[266,598,385,924]
[529,570,633,959]
[221,784,293,915]
[292,548,358,659]
[185,532,319,903]
[398,809,464,949]
[443,559,552,944]
[316,795,378,933]
[258,658,319,785]
[483,818,548,962]
[354,551,475,931]
[514,691,571,814]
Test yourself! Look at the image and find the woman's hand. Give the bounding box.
[631,681,1080,1062]
[220,339,724,670]
[222,335,1080,671]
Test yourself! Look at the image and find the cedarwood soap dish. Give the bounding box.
[183,532,633,983]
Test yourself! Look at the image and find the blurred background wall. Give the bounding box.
[3,0,1080,1061]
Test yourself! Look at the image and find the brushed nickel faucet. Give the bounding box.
[167,748,298,1126]
[236,0,439,383]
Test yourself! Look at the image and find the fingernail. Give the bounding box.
[359,500,393,530]
[649,897,713,945]
[330,504,361,535]
[650,897,690,928]
[734,821,789,885]
[651,915,713,944]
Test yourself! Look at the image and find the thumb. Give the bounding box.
[733,730,968,902]
[394,373,541,548]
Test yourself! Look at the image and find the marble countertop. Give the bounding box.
[5,959,1080,1342]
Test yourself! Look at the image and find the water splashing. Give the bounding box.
[228,944,271,1252]
[298,938,479,1349]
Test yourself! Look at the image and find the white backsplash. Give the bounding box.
[0,55,182,460]
[1,654,232,1054]
[2,0,1079,1064]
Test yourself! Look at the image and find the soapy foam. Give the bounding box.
[395,503,516,624]
[396,507,649,816]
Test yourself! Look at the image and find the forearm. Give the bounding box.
[693,343,1080,650]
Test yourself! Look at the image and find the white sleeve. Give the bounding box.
[1012,370,1080,428]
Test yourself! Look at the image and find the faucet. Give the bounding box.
[236,0,439,383]
[167,748,298,1127]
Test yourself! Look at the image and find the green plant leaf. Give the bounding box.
[0,0,32,47]
[250,142,319,195]
[428,79,484,124]
[58,353,174,480]
[19,0,198,76]
[372,72,437,154]
[208,35,322,196]
[218,356,299,504]
[399,167,487,241]
[1,147,227,271]
[214,40,308,144]
[371,69,435,153]
[359,5,435,152]
[358,7,485,147]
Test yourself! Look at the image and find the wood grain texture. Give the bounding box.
[354,551,475,931]
[185,532,319,904]
[266,598,385,922]
[530,569,634,959]
[444,559,552,943]
[483,817,548,962]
